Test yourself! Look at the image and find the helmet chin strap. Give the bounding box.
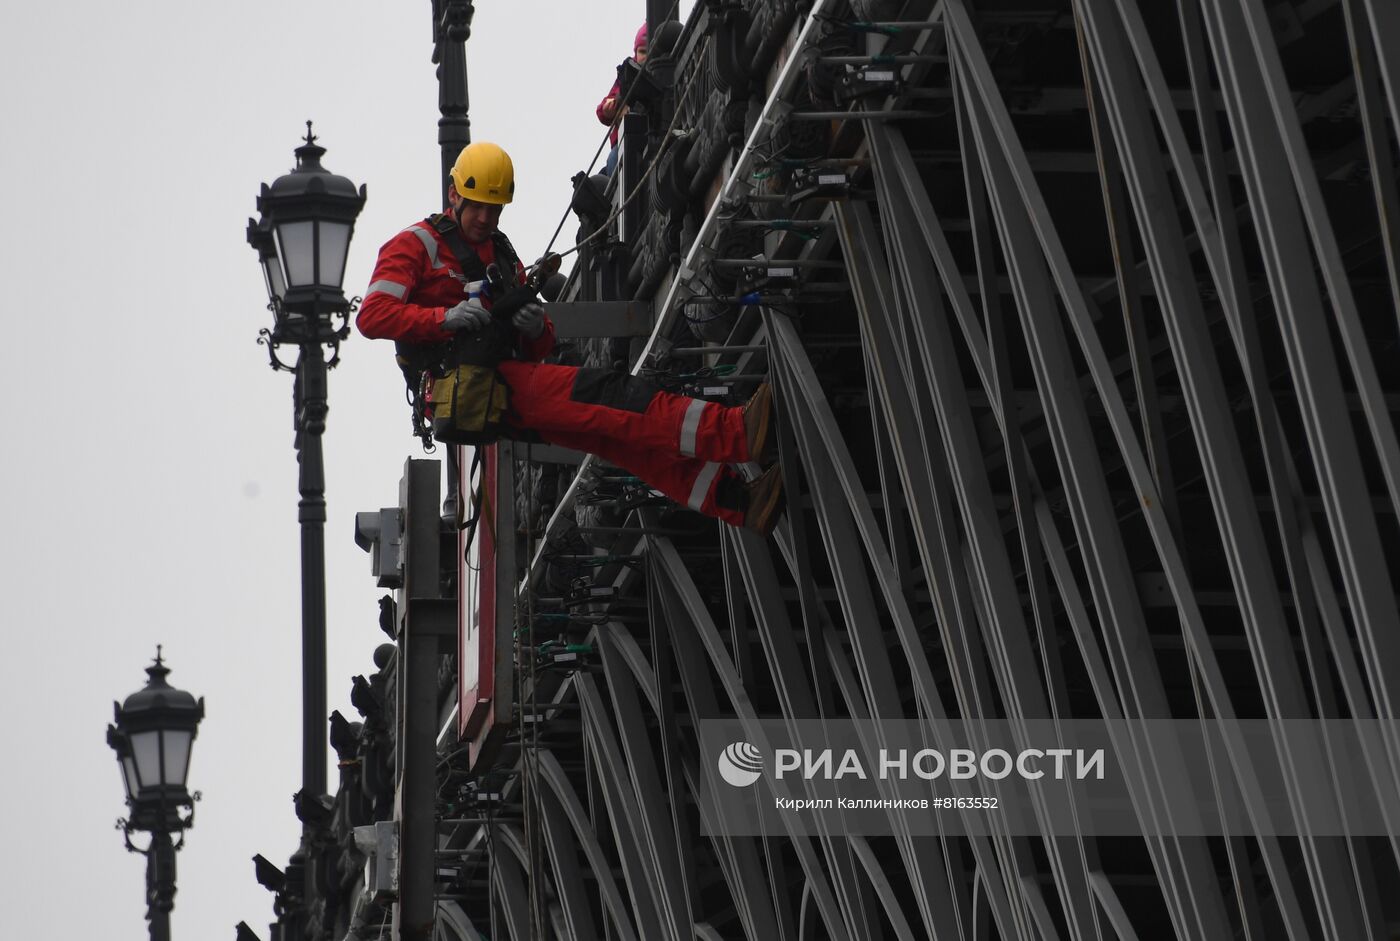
[452,189,504,241]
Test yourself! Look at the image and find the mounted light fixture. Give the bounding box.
[108,647,204,824]
[108,647,204,940]
[248,122,367,362]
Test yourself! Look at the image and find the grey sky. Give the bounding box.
[0,1,691,935]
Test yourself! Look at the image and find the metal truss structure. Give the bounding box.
[315,1,1400,939]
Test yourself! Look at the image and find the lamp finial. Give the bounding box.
[146,645,171,686]
[293,121,327,170]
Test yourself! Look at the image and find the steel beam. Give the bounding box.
[1073,4,1374,935]
[602,610,786,941]
[1205,0,1400,747]
[648,538,864,941]
[529,772,600,941]
[548,301,655,339]
[941,5,1257,935]
[487,824,531,941]
[593,629,696,937]
[768,314,1035,939]
[537,750,641,941]
[575,673,673,941]
[1342,0,1400,335]
[397,458,453,941]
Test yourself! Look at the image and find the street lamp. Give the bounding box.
[247,122,366,800]
[249,121,367,359]
[247,124,365,940]
[108,647,204,941]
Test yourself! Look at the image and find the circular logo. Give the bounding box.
[717,742,764,787]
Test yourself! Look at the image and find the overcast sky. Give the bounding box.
[0,1,692,935]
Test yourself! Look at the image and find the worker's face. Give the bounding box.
[634,45,648,64]
[450,190,504,243]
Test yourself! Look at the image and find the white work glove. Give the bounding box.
[443,298,492,333]
[512,302,547,340]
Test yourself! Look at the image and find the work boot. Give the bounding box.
[743,464,785,537]
[743,382,775,464]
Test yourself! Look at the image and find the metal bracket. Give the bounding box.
[548,301,654,338]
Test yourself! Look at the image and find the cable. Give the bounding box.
[552,43,710,266]
[682,303,734,325]
[541,0,685,260]
[535,44,715,273]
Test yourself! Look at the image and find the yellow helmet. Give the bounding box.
[450,141,515,205]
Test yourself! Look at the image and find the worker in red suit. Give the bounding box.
[357,141,784,535]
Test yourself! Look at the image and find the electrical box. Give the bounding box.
[354,508,404,589]
[353,820,399,903]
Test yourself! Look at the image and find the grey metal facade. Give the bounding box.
[322,1,1400,938]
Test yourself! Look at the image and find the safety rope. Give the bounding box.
[540,0,684,261]
[544,67,703,267]
[537,28,716,270]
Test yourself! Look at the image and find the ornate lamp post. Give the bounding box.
[247,123,366,801]
[108,648,205,941]
[247,122,365,940]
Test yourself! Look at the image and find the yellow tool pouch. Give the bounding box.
[430,364,509,446]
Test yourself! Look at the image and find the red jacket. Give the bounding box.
[596,79,622,148]
[357,219,556,361]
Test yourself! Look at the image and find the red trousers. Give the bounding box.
[497,360,749,526]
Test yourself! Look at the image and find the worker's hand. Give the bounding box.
[600,97,618,122]
[443,299,491,333]
[512,302,547,340]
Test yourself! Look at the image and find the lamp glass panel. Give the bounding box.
[162,730,193,788]
[130,730,162,789]
[274,220,316,288]
[262,253,287,302]
[316,220,352,290]
[120,755,139,801]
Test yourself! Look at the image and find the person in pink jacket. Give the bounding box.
[597,23,648,175]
